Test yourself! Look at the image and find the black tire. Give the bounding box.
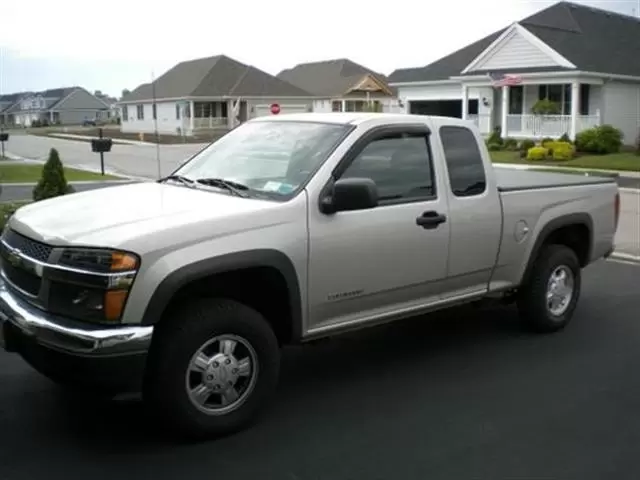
[517,244,581,333]
[143,298,280,440]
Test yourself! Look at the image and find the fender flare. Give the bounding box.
[520,213,594,285]
[140,249,303,341]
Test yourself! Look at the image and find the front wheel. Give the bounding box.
[144,298,281,439]
[517,244,581,333]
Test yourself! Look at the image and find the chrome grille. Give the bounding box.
[3,229,53,262]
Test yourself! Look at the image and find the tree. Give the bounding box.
[121,88,131,100]
[33,148,74,201]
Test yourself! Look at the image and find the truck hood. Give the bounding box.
[10,181,281,247]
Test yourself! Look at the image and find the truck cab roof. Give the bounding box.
[251,112,474,129]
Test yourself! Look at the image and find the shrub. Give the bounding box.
[635,129,640,156]
[532,99,561,115]
[487,127,503,146]
[541,137,555,147]
[503,138,518,150]
[527,146,549,161]
[33,148,75,201]
[575,125,624,154]
[520,139,535,152]
[559,132,572,143]
[487,143,502,151]
[550,142,576,161]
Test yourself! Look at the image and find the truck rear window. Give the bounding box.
[439,126,487,197]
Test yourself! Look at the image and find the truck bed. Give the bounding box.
[495,167,617,192]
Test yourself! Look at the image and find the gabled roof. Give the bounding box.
[277,58,396,97]
[121,55,312,103]
[388,1,640,83]
[0,87,107,114]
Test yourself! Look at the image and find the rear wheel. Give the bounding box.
[517,244,581,333]
[144,298,280,439]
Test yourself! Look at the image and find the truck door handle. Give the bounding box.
[416,211,447,229]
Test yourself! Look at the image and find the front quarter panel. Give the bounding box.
[121,194,309,333]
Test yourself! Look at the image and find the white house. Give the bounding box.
[117,55,316,136]
[277,58,404,114]
[388,1,640,144]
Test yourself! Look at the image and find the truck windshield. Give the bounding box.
[173,120,350,198]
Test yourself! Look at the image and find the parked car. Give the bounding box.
[0,113,620,439]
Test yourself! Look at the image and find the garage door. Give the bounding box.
[409,100,478,118]
[253,104,310,118]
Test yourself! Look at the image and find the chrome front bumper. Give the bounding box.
[0,278,153,356]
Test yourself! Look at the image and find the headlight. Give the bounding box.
[47,248,140,323]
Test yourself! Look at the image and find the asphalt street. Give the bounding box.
[1,258,640,480]
[3,133,205,179]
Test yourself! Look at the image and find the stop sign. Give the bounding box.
[270,103,281,115]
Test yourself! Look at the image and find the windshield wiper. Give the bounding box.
[158,175,196,187]
[195,178,250,198]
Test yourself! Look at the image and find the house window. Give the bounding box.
[136,104,144,120]
[508,86,524,114]
[176,104,181,119]
[538,84,567,114]
[331,101,342,112]
[538,84,590,116]
[122,105,128,121]
[152,103,157,120]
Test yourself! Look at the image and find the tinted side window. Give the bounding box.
[440,126,487,197]
[340,133,435,202]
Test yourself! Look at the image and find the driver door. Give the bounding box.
[306,124,451,334]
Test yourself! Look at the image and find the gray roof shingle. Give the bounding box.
[388,1,640,83]
[121,55,312,102]
[277,58,396,97]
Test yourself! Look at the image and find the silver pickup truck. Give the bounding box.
[0,113,620,439]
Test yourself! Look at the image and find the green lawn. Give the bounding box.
[0,164,120,183]
[490,150,640,172]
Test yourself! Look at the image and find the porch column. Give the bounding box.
[501,85,509,138]
[570,81,580,140]
[189,101,195,133]
[227,100,235,129]
[461,85,469,120]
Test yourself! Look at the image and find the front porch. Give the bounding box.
[469,112,601,139]
[464,80,602,140]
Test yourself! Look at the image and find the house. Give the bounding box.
[118,55,315,136]
[388,1,640,143]
[0,87,110,127]
[277,58,403,114]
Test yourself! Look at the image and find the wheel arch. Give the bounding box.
[140,249,303,343]
[520,213,594,286]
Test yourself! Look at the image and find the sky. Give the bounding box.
[0,0,638,99]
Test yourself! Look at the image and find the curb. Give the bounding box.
[609,252,640,264]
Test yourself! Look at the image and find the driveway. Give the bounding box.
[4,134,206,179]
[615,189,640,257]
[1,258,639,479]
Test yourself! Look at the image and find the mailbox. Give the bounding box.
[0,133,8,142]
[91,137,113,153]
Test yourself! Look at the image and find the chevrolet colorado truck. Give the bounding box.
[0,113,620,439]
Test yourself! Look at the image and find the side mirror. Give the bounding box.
[320,177,378,214]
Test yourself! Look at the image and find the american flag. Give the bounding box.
[488,72,523,87]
